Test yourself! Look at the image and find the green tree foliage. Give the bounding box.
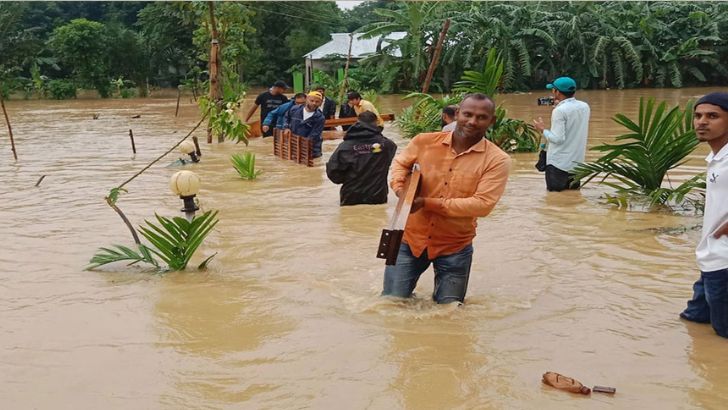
[5,1,728,96]
[48,18,112,96]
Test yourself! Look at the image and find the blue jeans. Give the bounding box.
[382,243,473,304]
[680,268,728,338]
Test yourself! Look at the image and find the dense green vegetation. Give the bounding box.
[2,1,727,98]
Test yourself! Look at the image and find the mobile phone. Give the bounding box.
[593,385,616,394]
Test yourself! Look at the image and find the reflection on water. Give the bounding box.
[1,88,726,409]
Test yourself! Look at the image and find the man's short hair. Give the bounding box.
[442,105,457,118]
[357,111,378,124]
[347,91,362,101]
[273,80,288,89]
[293,92,306,100]
[461,93,495,107]
[561,91,575,98]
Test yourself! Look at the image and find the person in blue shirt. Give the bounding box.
[262,92,306,134]
[284,91,325,158]
[533,76,591,191]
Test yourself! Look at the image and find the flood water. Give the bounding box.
[1,87,726,409]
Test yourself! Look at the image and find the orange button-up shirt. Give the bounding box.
[390,131,511,259]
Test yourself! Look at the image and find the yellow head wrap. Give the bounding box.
[307,91,323,99]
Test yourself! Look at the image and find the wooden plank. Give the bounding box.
[247,120,263,138]
[323,113,395,128]
[376,164,421,265]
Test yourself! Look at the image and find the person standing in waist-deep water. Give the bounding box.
[347,91,383,126]
[441,105,457,132]
[284,91,325,158]
[314,86,337,121]
[532,76,590,191]
[326,111,397,206]
[245,80,289,137]
[382,93,510,304]
[680,92,728,339]
[261,93,306,134]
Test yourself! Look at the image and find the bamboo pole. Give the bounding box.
[0,94,18,160]
[129,129,137,154]
[207,1,223,143]
[338,33,354,103]
[175,86,181,117]
[421,18,451,94]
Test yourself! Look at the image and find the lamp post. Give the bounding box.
[179,140,200,163]
[169,170,200,221]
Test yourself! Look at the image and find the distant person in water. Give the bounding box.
[347,91,383,126]
[326,111,397,206]
[262,92,306,134]
[284,91,325,158]
[532,76,590,192]
[441,105,457,132]
[246,80,289,137]
[680,92,728,339]
[314,86,337,121]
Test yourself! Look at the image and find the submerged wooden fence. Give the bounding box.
[273,129,314,167]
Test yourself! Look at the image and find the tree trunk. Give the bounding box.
[0,94,18,160]
[339,33,354,103]
[421,19,450,94]
[207,1,223,143]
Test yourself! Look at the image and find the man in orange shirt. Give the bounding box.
[382,93,511,304]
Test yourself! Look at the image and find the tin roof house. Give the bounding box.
[302,32,406,89]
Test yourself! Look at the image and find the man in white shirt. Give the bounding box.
[441,105,457,132]
[680,92,728,338]
[533,77,590,191]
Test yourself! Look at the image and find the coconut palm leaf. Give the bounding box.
[137,210,219,271]
[87,244,159,270]
[231,152,262,180]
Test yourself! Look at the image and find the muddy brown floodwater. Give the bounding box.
[1,87,726,409]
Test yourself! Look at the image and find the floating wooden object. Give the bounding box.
[247,120,262,138]
[273,129,314,167]
[323,113,395,128]
[248,114,394,140]
[377,164,421,265]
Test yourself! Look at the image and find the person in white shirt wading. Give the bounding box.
[680,92,728,339]
[533,76,591,191]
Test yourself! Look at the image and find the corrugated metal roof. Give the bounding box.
[303,32,407,60]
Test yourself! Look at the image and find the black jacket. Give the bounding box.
[321,97,337,119]
[326,121,397,206]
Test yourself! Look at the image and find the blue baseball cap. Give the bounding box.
[546,77,577,93]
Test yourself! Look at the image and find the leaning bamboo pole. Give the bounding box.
[0,93,18,160]
[421,19,450,94]
[207,1,223,143]
[338,33,354,103]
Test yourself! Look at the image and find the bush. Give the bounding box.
[47,79,77,100]
[120,87,136,98]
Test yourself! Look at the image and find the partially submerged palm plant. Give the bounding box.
[572,97,703,210]
[231,152,261,180]
[87,210,219,271]
[490,106,540,152]
[453,48,504,96]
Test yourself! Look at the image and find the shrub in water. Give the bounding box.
[48,79,77,99]
[231,152,262,180]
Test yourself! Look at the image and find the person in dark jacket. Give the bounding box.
[326,111,397,206]
[338,98,357,131]
[284,91,325,158]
